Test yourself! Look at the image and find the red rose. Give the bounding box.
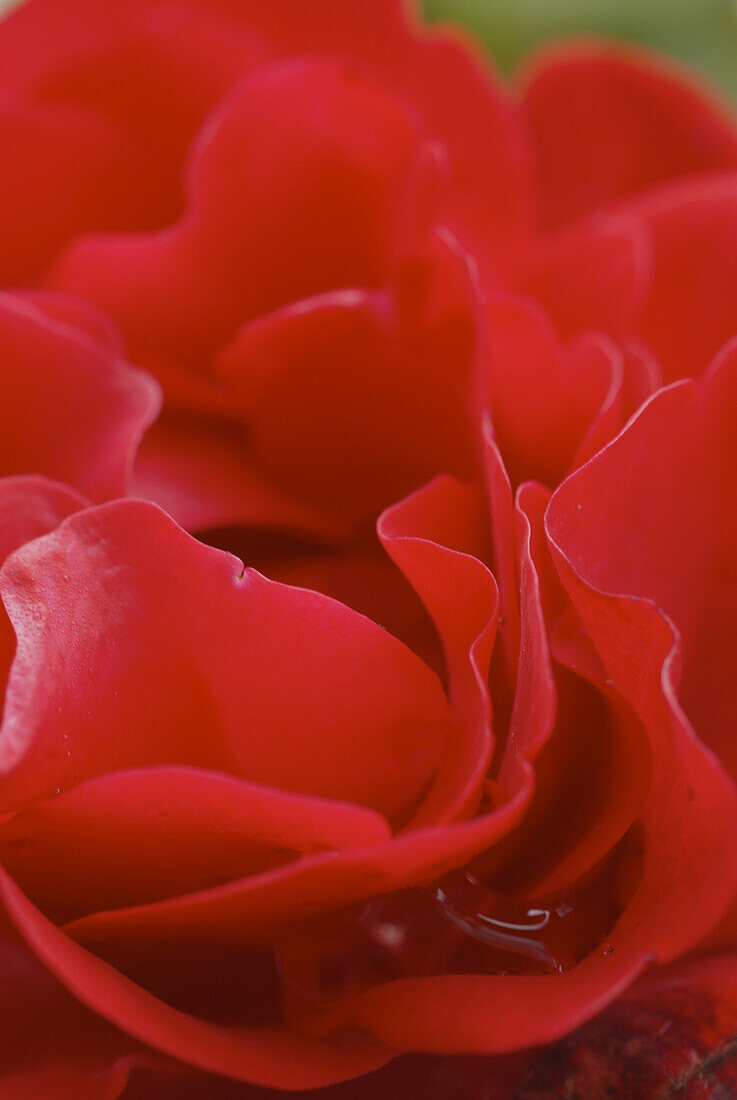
[1,1,737,1096]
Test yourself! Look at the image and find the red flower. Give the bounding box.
[0,0,737,1096]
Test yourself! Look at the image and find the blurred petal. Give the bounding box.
[522,42,737,230]
[0,294,160,500]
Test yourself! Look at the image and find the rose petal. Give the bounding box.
[0,766,391,924]
[0,96,140,285]
[2,0,531,287]
[0,925,144,1099]
[221,0,533,276]
[631,174,737,383]
[292,817,733,1057]
[521,42,737,230]
[62,778,531,946]
[0,868,393,1091]
[0,1,272,282]
[0,293,160,500]
[227,533,443,677]
[0,476,88,724]
[494,482,556,789]
[482,425,520,677]
[0,476,87,568]
[288,431,737,1054]
[143,950,737,1099]
[0,500,450,823]
[546,339,737,779]
[492,483,652,897]
[571,340,662,469]
[48,59,433,369]
[132,415,351,541]
[520,214,651,340]
[494,951,737,1098]
[378,476,497,825]
[484,295,624,487]
[213,233,480,529]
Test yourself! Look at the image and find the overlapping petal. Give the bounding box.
[547,340,737,777]
[0,500,450,821]
[0,0,532,285]
[521,42,737,230]
[49,59,432,368]
[285,456,737,1056]
[483,296,659,488]
[0,925,145,1100]
[0,1,736,1093]
[0,294,160,501]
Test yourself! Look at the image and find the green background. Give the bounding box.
[421,0,737,101]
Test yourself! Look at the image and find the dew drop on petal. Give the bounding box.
[435,877,561,971]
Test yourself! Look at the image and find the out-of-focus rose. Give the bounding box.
[2,0,736,533]
[1,1,737,1097]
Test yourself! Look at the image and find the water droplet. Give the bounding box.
[556,901,574,918]
[602,941,615,956]
[54,787,61,796]
[62,733,68,741]
[575,503,583,512]
[435,883,559,970]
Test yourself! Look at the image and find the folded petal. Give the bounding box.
[492,483,651,897]
[48,59,434,369]
[62,781,531,946]
[378,476,497,825]
[547,340,737,779]
[285,418,737,1054]
[484,296,632,487]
